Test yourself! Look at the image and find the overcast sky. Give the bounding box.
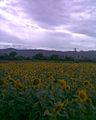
[0,0,96,51]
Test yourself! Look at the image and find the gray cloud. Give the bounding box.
[21,0,71,27]
[0,30,24,44]
[0,0,96,50]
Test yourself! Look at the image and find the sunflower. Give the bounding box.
[77,90,88,102]
[83,80,91,86]
[13,80,23,89]
[33,79,40,86]
[59,80,67,90]
[0,80,5,85]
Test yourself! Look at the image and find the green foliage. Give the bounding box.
[0,62,96,120]
[49,54,60,61]
[32,53,46,60]
[9,52,17,58]
[0,52,95,62]
[0,54,9,60]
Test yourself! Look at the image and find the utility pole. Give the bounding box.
[74,48,77,62]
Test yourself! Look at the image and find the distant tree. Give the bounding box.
[9,52,17,58]
[0,54,9,60]
[65,56,74,61]
[32,53,45,60]
[49,54,60,60]
[26,57,31,60]
[15,56,25,60]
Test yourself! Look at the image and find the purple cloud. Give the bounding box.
[0,0,96,50]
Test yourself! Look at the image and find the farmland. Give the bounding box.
[0,61,96,120]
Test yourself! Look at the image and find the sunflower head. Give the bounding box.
[83,80,91,86]
[77,90,88,102]
[59,80,67,90]
[0,80,5,86]
[33,79,40,86]
[13,80,23,89]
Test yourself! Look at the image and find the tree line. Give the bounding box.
[0,51,93,62]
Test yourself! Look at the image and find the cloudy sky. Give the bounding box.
[0,0,96,51]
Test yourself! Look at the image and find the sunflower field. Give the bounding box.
[0,61,96,120]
